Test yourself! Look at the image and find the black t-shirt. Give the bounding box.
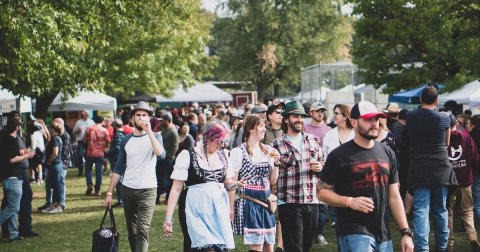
[320,140,398,242]
[0,135,22,179]
[406,109,458,190]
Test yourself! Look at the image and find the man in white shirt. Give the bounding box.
[73,110,95,176]
[105,101,165,252]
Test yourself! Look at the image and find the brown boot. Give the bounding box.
[470,240,480,252]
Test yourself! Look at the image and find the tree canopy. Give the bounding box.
[0,1,214,117]
[347,1,480,94]
[210,0,352,99]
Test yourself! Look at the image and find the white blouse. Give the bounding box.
[171,146,234,181]
[322,127,355,156]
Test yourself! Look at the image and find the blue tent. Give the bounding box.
[388,84,443,104]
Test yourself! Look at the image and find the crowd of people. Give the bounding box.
[2,86,480,251]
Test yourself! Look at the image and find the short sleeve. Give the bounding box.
[319,152,341,186]
[170,149,190,181]
[229,147,243,173]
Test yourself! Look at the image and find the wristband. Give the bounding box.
[106,192,113,196]
[346,197,353,208]
[165,216,174,225]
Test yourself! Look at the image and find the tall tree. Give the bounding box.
[347,1,480,94]
[0,1,214,117]
[210,0,351,100]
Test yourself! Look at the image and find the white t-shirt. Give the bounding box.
[30,130,45,152]
[74,118,95,141]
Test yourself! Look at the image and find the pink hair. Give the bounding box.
[203,122,227,142]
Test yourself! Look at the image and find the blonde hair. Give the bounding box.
[379,118,389,131]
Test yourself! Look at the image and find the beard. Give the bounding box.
[357,125,379,140]
[134,121,144,131]
[288,120,303,133]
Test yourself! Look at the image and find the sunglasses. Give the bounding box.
[274,109,283,114]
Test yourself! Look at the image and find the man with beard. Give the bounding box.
[318,101,414,252]
[156,112,178,204]
[272,100,325,252]
[105,101,165,251]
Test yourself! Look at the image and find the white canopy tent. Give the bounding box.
[48,91,117,112]
[439,80,480,108]
[156,83,233,103]
[0,88,32,113]
[294,86,332,102]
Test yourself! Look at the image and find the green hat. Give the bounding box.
[282,101,309,117]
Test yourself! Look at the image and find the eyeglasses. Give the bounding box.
[333,111,344,116]
[274,109,283,114]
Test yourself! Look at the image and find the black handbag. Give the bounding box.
[92,207,120,252]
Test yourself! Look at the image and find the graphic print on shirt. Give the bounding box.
[351,161,390,189]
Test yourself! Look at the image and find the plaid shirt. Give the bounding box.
[272,132,325,204]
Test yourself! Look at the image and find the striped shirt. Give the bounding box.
[272,132,325,204]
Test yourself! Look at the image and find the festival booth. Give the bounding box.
[156,83,233,106]
[388,83,444,110]
[439,80,480,109]
[354,84,389,110]
[48,91,117,132]
[0,88,32,113]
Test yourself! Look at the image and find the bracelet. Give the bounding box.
[165,216,174,225]
[346,197,353,208]
[106,192,113,196]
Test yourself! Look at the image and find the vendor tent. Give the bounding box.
[295,86,332,102]
[48,91,117,112]
[0,88,32,113]
[439,80,480,107]
[156,83,233,103]
[388,84,443,104]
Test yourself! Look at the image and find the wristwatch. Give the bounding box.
[400,228,413,237]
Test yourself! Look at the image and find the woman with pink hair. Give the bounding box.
[164,121,235,251]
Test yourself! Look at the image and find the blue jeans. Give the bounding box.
[317,203,328,235]
[338,234,393,252]
[45,167,66,208]
[47,163,65,205]
[77,141,86,175]
[412,186,449,251]
[85,156,103,192]
[473,175,480,222]
[0,177,23,239]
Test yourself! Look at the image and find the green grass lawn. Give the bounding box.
[0,169,476,251]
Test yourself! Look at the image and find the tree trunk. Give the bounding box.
[257,82,267,103]
[34,92,58,119]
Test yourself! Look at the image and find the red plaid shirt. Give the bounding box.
[272,132,325,204]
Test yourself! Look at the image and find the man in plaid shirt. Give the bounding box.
[272,101,325,252]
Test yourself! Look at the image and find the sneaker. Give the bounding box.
[8,236,25,242]
[41,206,55,213]
[274,247,284,252]
[48,208,63,214]
[95,190,101,196]
[330,221,336,228]
[19,230,39,238]
[37,204,50,211]
[314,234,328,245]
[86,185,93,195]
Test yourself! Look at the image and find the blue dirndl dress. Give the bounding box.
[233,144,276,245]
[184,149,235,251]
